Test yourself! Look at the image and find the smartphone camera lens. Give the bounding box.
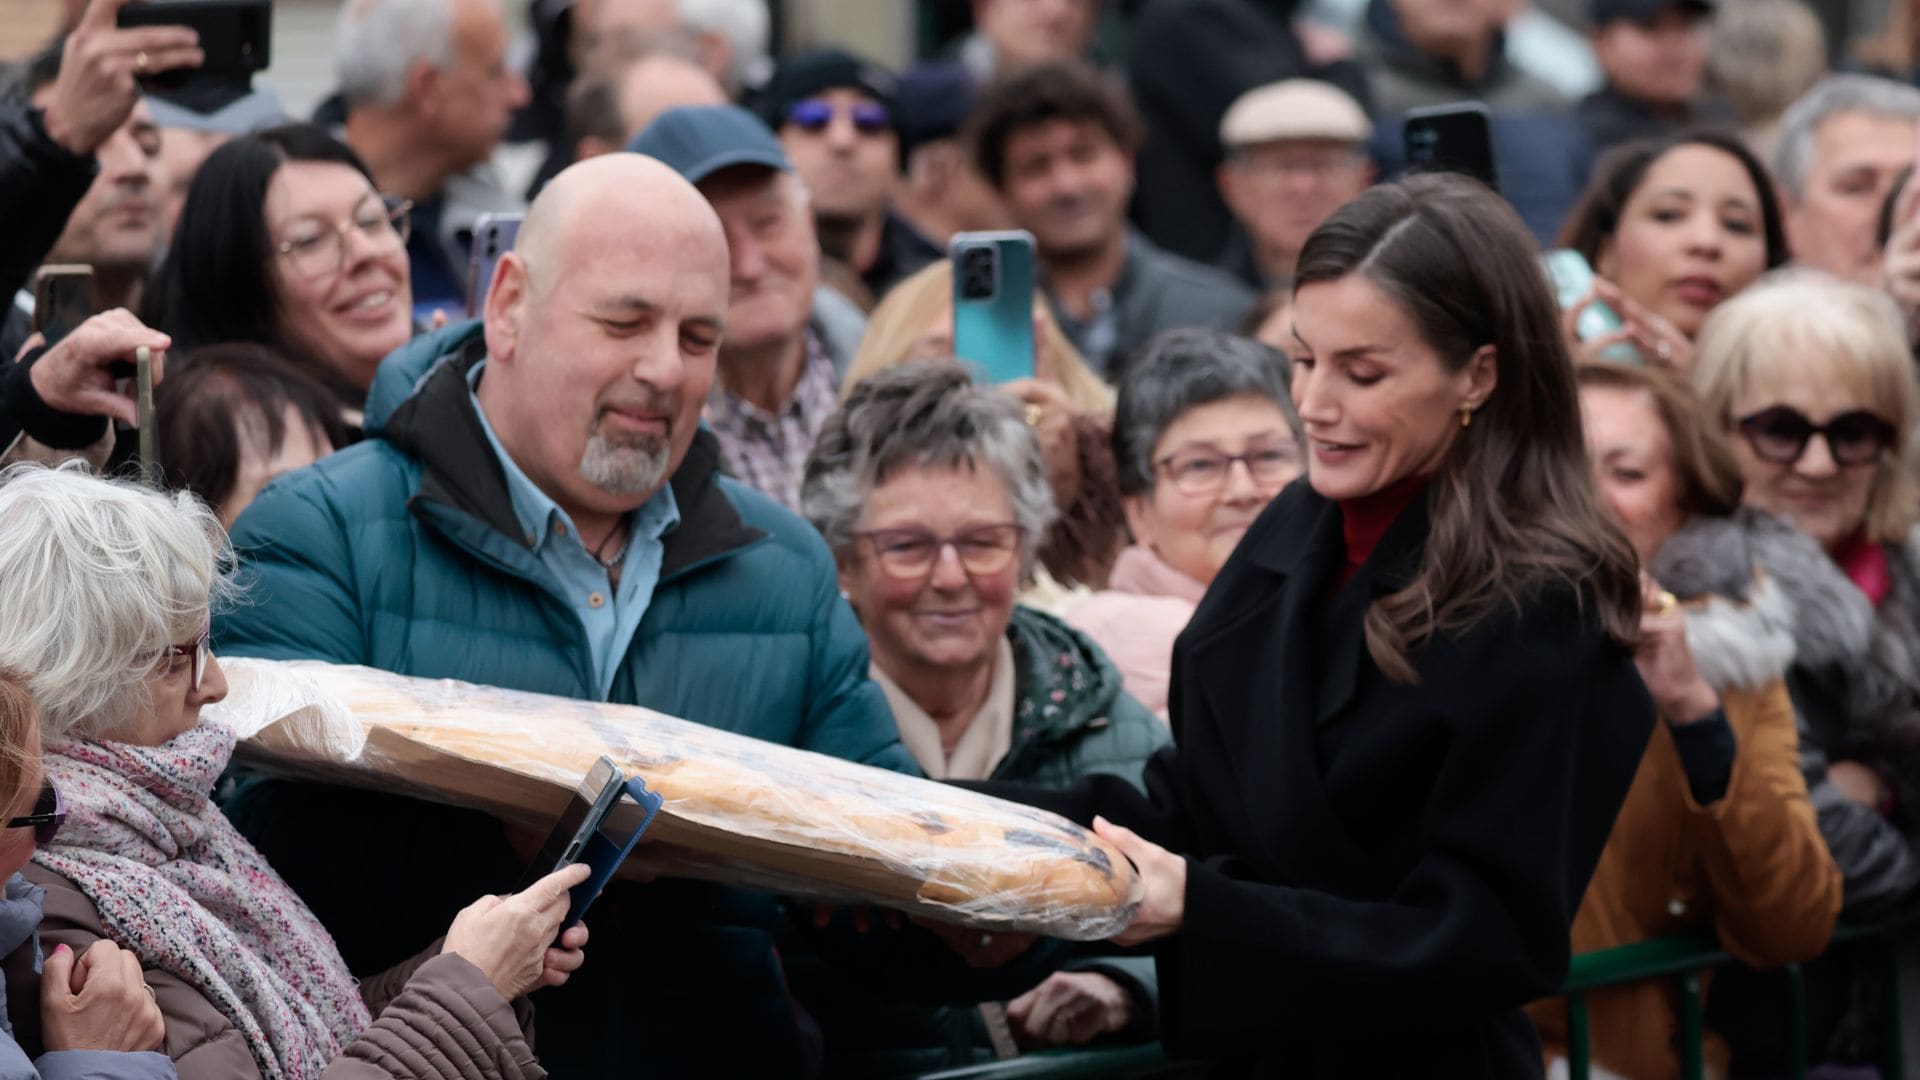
[958,246,997,301]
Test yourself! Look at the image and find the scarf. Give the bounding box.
[33,722,372,1079]
[1106,545,1208,604]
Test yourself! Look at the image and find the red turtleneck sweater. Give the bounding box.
[1335,474,1431,590]
[1832,530,1892,607]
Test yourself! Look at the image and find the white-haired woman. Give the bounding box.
[793,361,1169,1072]
[0,464,589,1080]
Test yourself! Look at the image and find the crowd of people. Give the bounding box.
[2,0,1920,1076]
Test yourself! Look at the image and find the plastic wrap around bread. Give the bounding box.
[206,658,1141,941]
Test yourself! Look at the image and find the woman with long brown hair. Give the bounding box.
[979,174,1656,1076]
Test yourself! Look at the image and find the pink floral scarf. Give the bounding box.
[33,722,371,1079]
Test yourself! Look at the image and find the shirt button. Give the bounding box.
[525,531,537,546]
[588,592,605,609]
[553,521,567,537]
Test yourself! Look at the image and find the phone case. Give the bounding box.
[951,231,1037,384]
[562,776,665,930]
[1541,250,1641,366]
[465,214,522,317]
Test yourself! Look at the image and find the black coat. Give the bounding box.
[1003,482,1654,1077]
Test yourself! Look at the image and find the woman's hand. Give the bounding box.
[1633,575,1720,726]
[1002,377,1081,510]
[1094,816,1184,947]
[1006,970,1133,1048]
[442,863,591,999]
[1883,177,1920,345]
[40,941,166,1053]
[1565,278,1694,373]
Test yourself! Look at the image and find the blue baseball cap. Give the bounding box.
[626,104,792,186]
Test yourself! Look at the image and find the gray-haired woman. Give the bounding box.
[0,464,589,1080]
[794,360,1169,1071]
[1065,329,1305,719]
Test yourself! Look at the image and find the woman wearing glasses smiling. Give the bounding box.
[1692,272,1920,891]
[1065,328,1303,720]
[798,361,1168,1069]
[0,464,592,1079]
[144,124,415,430]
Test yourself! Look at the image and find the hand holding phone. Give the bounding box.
[1542,250,1640,366]
[25,310,170,428]
[43,0,202,156]
[443,863,592,1000]
[116,0,268,114]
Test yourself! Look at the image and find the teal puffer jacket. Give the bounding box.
[215,321,921,1078]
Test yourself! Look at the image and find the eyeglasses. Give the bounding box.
[1231,147,1366,180]
[160,620,212,693]
[6,781,64,845]
[853,523,1025,581]
[1735,406,1896,468]
[1155,444,1301,496]
[786,98,892,135]
[273,195,412,280]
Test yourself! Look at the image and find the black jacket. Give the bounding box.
[1575,85,1739,157]
[994,481,1655,1076]
[0,101,95,309]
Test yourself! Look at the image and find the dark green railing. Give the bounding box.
[915,922,1913,1080]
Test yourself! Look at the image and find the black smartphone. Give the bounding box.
[117,0,271,112]
[1403,102,1499,193]
[465,213,522,317]
[32,265,95,345]
[517,756,624,894]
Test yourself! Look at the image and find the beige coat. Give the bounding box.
[4,863,543,1080]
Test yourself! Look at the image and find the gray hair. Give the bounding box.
[0,464,236,741]
[1773,75,1920,202]
[1114,328,1302,496]
[801,360,1057,573]
[678,0,770,93]
[334,0,457,109]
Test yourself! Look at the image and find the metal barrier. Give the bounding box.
[914,923,1913,1080]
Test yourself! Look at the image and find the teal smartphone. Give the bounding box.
[1542,249,1640,366]
[951,231,1036,384]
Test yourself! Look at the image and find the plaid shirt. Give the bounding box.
[704,330,839,512]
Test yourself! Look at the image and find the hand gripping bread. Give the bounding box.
[208,658,1142,940]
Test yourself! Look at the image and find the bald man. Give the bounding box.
[216,155,921,1077]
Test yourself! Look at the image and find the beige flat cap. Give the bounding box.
[1220,79,1372,148]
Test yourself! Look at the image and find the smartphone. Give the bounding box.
[518,756,625,895]
[561,776,664,931]
[117,0,271,112]
[1541,250,1640,366]
[1404,103,1499,193]
[951,231,1037,384]
[465,213,523,317]
[32,265,95,344]
[136,346,160,485]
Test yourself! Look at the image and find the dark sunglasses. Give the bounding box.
[785,98,892,135]
[6,781,64,845]
[1735,405,1897,468]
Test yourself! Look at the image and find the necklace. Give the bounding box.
[589,520,628,571]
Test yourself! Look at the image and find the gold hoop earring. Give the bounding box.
[1459,405,1473,429]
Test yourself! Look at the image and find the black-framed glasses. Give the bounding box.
[1735,406,1896,468]
[853,523,1025,581]
[161,620,212,693]
[786,98,892,135]
[272,194,413,280]
[6,781,64,845]
[1154,444,1302,496]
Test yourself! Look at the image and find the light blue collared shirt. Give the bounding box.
[467,362,679,699]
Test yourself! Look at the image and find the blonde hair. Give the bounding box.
[0,673,39,819]
[1692,270,1920,543]
[843,261,1116,414]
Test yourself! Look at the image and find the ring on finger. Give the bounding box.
[1023,403,1042,428]
[142,982,155,999]
[134,50,149,73]
[1655,340,1673,363]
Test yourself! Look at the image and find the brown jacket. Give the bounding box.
[1526,574,1843,1078]
[5,863,544,1080]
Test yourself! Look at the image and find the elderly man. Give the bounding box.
[759,48,939,300]
[334,0,530,319]
[217,154,946,1077]
[1215,79,1374,292]
[969,60,1254,378]
[630,104,867,511]
[1775,74,1920,286]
